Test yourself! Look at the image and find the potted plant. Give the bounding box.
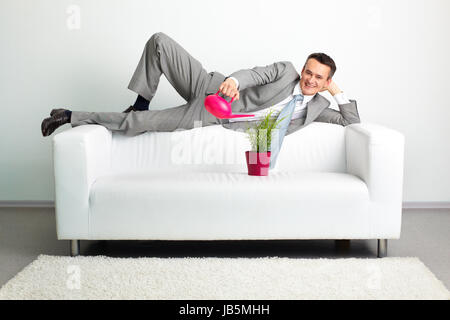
[245,110,285,176]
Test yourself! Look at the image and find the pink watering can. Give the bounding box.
[204,90,255,119]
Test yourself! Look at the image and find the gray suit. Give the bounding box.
[71,32,360,136]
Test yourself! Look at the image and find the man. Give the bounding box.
[41,32,360,137]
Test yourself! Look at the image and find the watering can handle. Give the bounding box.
[215,90,235,104]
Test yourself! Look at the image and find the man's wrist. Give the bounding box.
[330,90,341,96]
[328,87,342,96]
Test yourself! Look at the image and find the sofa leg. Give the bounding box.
[70,240,80,257]
[377,239,387,258]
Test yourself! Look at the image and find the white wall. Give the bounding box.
[0,0,449,202]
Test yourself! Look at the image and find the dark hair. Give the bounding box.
[304,53,336,79]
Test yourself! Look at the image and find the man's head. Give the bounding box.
[299,53,336,95]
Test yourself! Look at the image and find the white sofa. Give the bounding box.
[53,122,405,258]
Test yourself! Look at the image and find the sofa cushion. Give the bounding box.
[88,171,370,239]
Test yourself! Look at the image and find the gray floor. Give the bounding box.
[0,207,449,290]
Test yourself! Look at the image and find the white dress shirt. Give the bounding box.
[227,76,350,122]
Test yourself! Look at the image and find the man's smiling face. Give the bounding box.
[299,58,332,95]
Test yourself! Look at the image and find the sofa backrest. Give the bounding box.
[109,122,347,173]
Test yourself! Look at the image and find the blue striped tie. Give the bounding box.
[270,93,304,169]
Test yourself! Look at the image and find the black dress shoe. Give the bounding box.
[41,111,70,137]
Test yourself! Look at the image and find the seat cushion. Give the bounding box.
[88,170,370,239]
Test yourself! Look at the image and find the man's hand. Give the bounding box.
[320,80,342,96]
[219,78,240,100]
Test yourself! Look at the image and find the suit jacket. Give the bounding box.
[205,61,360,136]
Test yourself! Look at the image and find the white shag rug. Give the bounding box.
[0,255,448,300]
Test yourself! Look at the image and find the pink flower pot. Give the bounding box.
[245,151,271,176]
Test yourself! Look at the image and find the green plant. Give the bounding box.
[245,110,286,152]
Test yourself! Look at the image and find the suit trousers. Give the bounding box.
[71,32,223,136]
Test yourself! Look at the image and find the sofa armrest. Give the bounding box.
[345,123,405,238]
[53,125,112,239]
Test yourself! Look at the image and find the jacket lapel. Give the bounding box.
[304,93,330,126]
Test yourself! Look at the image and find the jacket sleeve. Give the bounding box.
[314,99,361,126]
[228,61,294,91]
